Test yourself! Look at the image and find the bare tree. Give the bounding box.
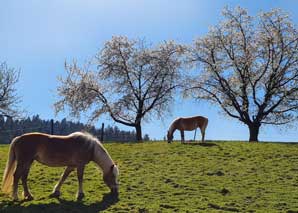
[55,36,185,141]
[0,62,21,119]
[188,7,298,142]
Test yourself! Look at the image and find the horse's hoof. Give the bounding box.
[24,195,34,201]
[23,191,34,201]
[76,192,85,201]
[49,191,61,198]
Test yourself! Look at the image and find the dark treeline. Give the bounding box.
[0,115,149,144]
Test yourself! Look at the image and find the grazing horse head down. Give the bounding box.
[82,132,120,194]
[167,131,173,143]
[1,131,119,201]
[167,116,208,143]
[103,164,119,194]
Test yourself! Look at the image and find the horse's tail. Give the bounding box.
[1,137,18,194]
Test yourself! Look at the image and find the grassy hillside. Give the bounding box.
[1,141,298,212]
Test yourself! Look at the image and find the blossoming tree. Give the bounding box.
[55,36,185,141]
[188,7,298,142]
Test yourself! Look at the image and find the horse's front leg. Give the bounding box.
[180,130,185,143]
[50,166,74,198]
[76,165,85,201]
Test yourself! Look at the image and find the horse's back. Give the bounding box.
[12,132,94,167]
[176,116,208,130]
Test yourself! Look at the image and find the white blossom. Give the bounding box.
[188,7,298,141]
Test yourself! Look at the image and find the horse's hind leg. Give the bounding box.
[12,163,26,200]
[201,119,208,143]
[201,129,205,143]
[200,125,207,143]
[76,165,85,201]
[50,166,74,198]
[21,161,34,200]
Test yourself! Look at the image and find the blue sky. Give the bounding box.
[1,0,298,141]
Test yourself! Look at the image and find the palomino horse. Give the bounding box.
[167,116,208,143]
[1,132,119,201]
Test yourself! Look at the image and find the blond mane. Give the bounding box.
[68,131,107,152]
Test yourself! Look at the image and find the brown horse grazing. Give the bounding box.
[167,116,208,143]
[1,132,119,201]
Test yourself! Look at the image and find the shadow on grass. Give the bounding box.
[0,192,119,213]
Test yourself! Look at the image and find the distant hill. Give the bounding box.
[0,115,149,144]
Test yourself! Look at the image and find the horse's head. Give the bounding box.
[167,131,173,143]
[103,164,119,195]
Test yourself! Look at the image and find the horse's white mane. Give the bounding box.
[113,165,119,177]
[70,132,117,175]
[168,117,180,134]
[69,131,99,141]
[69,131,105,151]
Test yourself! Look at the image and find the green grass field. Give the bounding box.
[1,141,298,212]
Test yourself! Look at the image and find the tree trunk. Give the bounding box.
[248,123,260,142]
[135,122,142,142]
